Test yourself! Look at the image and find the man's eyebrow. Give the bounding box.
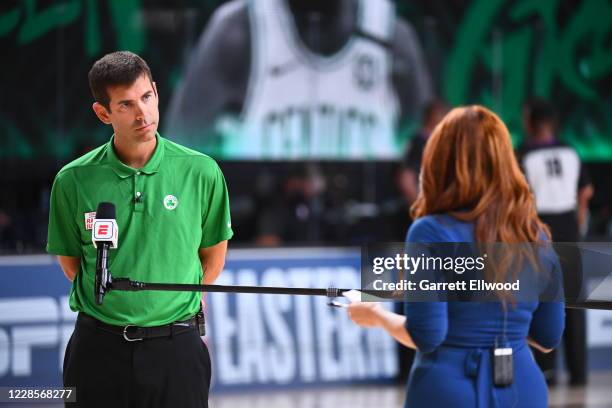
[115,90,153,105]
[116,98,133,105]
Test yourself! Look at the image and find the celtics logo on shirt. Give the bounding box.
[163,195,179,210]
[353,54,377,90]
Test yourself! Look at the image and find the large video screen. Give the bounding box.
[1,0,610,161]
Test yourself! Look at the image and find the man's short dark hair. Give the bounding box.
[88,51,153,110]
[525,98,557,129]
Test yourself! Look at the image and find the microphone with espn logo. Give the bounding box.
[92,202,118,305]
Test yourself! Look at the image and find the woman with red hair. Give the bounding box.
[349,105,564,407]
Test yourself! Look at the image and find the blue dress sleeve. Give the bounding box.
[404,302,448,353]
[529,243,565,349]
[528,302,565,349]
[529,248,565,348]
[404,217,449,353]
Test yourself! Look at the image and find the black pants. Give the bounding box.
[63,314,211,407]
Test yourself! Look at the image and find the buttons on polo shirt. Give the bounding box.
[134,191,144,212]
[133,169,146,213]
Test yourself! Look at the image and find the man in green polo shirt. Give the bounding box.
[46,51,232,408]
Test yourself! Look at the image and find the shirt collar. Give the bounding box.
[106,133,165,178]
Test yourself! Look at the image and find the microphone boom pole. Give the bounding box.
[111,278,352,298]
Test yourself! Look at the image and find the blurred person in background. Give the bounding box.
[388,99,448,237]
[347,106,565,407]
[398,99,449,212]
[166,0,432,155]
[0,209,15,252]
[518,98,594,386]
[254,165,326,245]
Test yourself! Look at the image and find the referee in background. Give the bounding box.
[46,51,233,407]
[518,98,594,386]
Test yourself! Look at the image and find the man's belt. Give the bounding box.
[77,312,198,342]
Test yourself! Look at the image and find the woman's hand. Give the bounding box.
[347,301,416,349]
[347,301,385,328]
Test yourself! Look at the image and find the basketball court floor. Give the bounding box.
[5,372,611,407]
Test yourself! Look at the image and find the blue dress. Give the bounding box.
[404,215,565,408]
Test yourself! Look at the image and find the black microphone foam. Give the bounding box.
[95,202,116,220]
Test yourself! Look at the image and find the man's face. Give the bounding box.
[93,74,159,143]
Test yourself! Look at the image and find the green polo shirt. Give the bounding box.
[46,133,233,326]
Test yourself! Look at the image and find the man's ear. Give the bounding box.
[92,102,112,124]
[152,81,158,98]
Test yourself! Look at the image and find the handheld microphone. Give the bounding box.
[92,202,118,305]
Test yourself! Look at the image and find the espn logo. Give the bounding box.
[96,223,111,237]
[93,221,113,239]
[92,219,118,248]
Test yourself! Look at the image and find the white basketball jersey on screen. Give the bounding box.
[522,146,580,213]
[227,0,399,159]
